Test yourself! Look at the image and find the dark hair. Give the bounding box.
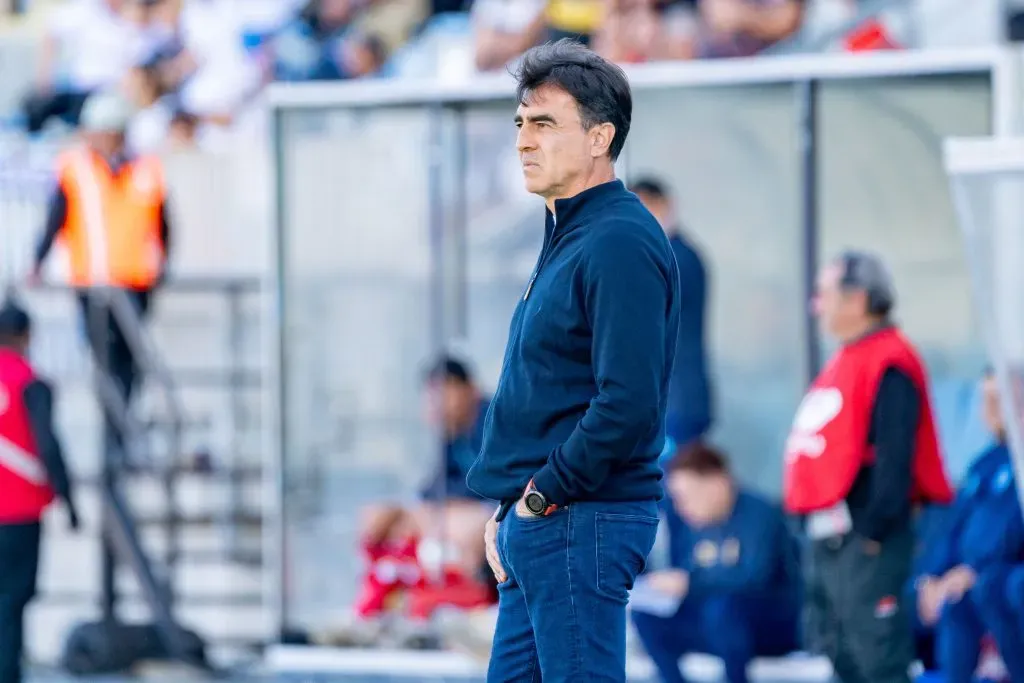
[513,39,632,162]
[834,250,895,318]
[424,355,473,385]
[666,442,730,477]
[628,176,670,199]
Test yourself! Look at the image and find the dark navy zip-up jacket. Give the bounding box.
[466,180,680,506]
[666,233,712,444]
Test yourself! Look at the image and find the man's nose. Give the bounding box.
[517,128,535,152]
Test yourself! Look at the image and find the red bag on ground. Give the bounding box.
[354,536,426,618]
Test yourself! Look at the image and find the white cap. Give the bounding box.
[80,91,134,133]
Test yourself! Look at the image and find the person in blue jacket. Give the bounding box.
[631,443,801,683]
[629,177,713,449]
[912,369,1024,683]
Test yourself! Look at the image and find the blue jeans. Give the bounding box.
[632,593,800,683]
[488,500,660,683]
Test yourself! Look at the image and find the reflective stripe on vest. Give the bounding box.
[0,434,46,485]
[58,147,164,288]
[70,149,112,284]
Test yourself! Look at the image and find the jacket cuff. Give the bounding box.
[532,466,570,508]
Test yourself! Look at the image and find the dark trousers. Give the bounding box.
[77,289,152,458]
[804,527,915,683]
[488,501,659,682]
[23,89,91,134]
[78,288,152,620]
[0,522,41,683]
[632,593,800,683]
[933,565,1024,683]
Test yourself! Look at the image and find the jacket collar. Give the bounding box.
[546,179,626,233]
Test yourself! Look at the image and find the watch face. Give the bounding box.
[525,492,546,515]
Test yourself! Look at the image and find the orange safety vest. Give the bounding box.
[56,146,166,289]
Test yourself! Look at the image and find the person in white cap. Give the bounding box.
[29,90,172,475]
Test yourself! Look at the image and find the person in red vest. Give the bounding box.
[0,297,79,683]
[783,251,953,683]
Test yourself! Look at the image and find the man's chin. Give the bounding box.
[522,177,547,195]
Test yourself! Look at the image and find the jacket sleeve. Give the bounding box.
[860,367,919,542]
[35,184,68,269]
[532,228,675,505]
[918,453,993,577]
[22,379,75,505]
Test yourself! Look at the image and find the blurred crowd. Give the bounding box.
[19,0,841,153]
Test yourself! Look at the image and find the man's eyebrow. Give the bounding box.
[514,113,557,125]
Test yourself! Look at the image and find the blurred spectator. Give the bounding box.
[270,0,386,80]
[23,0,167,134]
[472,0,602,72]
[170,0,263,121]
[30,91,173,462]
[593,0,667,63]
[122,58,176,154]
[786,251,953,683]
[630,177,713,449]
[595,0,805,62]
[631,443,801,683]
[912,369,1024,683]
[166,110,201,150]
[354,0,429,63]
[354,355,494,621]
[693,0,805,57]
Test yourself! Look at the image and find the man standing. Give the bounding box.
[31,91,172,452]
[0,297,79,683]
[467,40,680,682]
[784,251,953,683]
[630,177,713,447]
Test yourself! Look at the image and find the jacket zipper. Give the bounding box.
[493,218,557,400]
[524,217,557,302]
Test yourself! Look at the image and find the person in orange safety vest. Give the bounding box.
[29,90,172,463]
[784,250,953,683]
[0,296,79,683]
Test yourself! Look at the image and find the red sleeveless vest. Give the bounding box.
[0,348,54,523]
[783,327,953,514]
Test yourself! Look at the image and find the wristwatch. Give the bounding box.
[523,479,558,517]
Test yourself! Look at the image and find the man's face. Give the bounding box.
[812,263,866,341]
[320,0,355,26]
[426,379,474,435]
[982,374,1005,439]
[667,470,730,528]
[515,84,611,200]
[633,190,672,230]
[85,130,125,158]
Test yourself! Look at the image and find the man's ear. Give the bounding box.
[590,122,616,159]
